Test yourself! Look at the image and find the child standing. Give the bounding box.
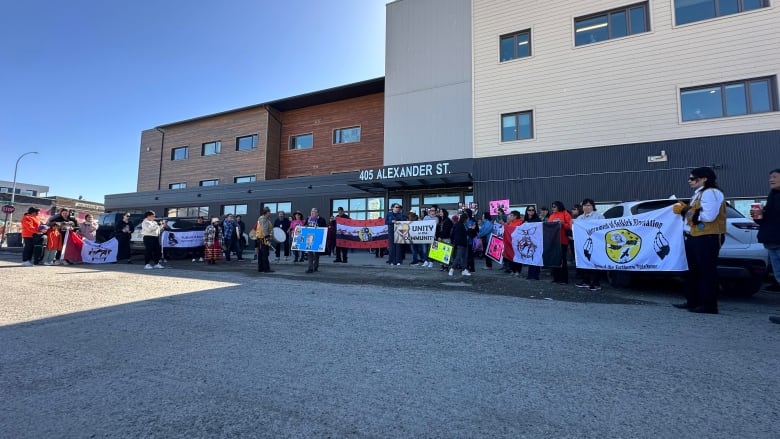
[43,223,63,266]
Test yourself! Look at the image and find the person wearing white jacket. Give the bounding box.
[141,211,164,269]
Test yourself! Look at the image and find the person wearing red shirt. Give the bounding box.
[548,201,573,284]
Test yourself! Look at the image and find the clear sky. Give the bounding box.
[0,0,387,203]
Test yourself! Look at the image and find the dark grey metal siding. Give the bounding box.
[474,131,780,208]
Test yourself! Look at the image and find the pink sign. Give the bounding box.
[486,235,504,264]
[489,199,510,216]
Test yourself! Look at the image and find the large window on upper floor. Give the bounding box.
[165,206,208,218]
[675,0,769,25]
[171,146,188,161]
[202,141,221,156]
[500,30,531,62]
[236,134,258,151]
[680,76,777,121]
[333,126,361,144]
[290,133,313,150]
[575,2,649,46]
[262,202,292,215]
[222,204,248,216]
[501,111,534,142]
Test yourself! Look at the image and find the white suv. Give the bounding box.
[602,199,769,297]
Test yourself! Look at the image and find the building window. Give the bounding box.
[675,0,768,26]
[501,111,534,142]
[332,198,384,220]
[500,30,531,62]
[575,2,649,46]
[222,204,248,216]
[236,134,258,151]
[333,126,361,144]
[199,179,219,187]
[262,202,292,215]
[234,175,256,184]
[165,206,209,218]
[290,133,313,150]
[169,182,187,190]
[171,146,188,161]
[680,77,777,121]
[202,141,221,156]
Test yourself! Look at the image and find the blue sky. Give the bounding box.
[0,0,387,203]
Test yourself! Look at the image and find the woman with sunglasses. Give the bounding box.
[672,167,726,314]
[523,206,542,280]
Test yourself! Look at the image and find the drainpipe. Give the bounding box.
[155,127,165,190]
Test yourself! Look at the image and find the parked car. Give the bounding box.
[96,212,145,243]
[130,217,207,259]
[602,199,769,297]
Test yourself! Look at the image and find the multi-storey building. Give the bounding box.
[107,0,778,223]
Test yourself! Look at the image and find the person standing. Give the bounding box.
[548,201,573,284]
[49,208,79,264]
[420,207,439,268]
[305,208,328,273]
[673,167,726,314]
[20,207,41,266]
[333,207,350,263]
[449,214,471,276]
[256,207,274,273]
[538,206,550,222]
[478,212,494,270]
[289,211,306,263]
[42,223,63,265]
[116,212,134,263]
[751,168,780,324]
[234,215,247,261]
[80,214,98,241]
[273,211,291,262]
[574,199,604,291]
[190,216,206,262]
[141,211,165,269]
[523,206,542,280]
[386,203,407,266]
[502,210,524,276]
[203,218,223,265]
[222,214,238,262]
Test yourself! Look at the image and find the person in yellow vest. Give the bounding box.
[672,167,726,314]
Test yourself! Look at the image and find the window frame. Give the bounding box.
[169,182,187,190]
[201,140,221,156]
[289,133,314,150]
[262,202,292,215]
[236,134,258,151]
[222,204,248,216]
[171,146,189,161]
[680,76,778,122]
[674,0,770,26]
[333,126,362,145]
[574,2,649,47]
[500,110,534,142]
[199,179,219,187]
[499,29,532,62]
[234,175,257,184]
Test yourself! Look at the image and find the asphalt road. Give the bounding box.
[1,252,779,438]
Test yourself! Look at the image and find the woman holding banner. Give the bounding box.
[523,206,542,280]
[574,199,604,291]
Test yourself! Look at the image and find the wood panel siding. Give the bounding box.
[279,93,384,178]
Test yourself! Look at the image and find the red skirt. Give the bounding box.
[205,239,223,260]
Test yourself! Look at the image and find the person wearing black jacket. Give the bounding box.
[436,208,453,271]
[116,212,134,263]
[752,169,780,324]
[273,211,291,261]
[333,207,350,263]
[524,206,542,280]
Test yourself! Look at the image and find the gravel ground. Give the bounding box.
[1,252,779,438]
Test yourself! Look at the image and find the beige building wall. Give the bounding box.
[472,0,780,158]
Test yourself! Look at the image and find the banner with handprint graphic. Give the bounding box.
[572,206,687,271]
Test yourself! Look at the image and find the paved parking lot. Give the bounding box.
[1,251,779,438]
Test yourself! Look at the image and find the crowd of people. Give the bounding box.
[17,167,780,323]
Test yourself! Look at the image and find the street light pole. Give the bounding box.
[1,151,38,247]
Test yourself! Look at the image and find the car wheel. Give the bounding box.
[609,271,633,288]
[720,278,763,297]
